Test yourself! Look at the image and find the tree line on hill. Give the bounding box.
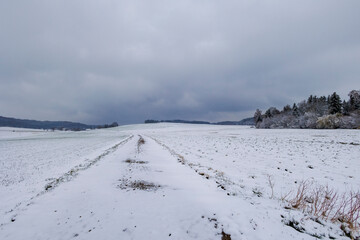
[254,90,360,129]
[145,117,255,126]
[0,116,119,131]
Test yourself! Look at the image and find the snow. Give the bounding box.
[148,125,360,197]
[0,127,130,222]
[0,127,46,140]
[0,124,359,239]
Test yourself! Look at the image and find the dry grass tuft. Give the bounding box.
[267,175,275,199]
[290,180,311,209]
[137,136,145,153]
[287,181,360,235]
[124,159,148,164]
[117,179,161,191]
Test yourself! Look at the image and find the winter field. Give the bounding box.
[0,124,359,239]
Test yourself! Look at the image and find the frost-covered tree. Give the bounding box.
[299,112,318,128]
[316,114,343,129]
[303,95,328,116]
[328,92,341,114]
[307,95,313,104]
[342,100,351,115]
[254,109,263,125]
[297,100,308,115]
[316,96,329,115]
[265,107,280,118]
[253,90,360,129]
[292,103,299,117]
[282,105,291,113]
[349,90,360,110]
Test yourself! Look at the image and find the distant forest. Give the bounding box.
[0,116,118,131]
[254,90,360,129]
[145,117,255,126]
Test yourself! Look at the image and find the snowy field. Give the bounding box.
[0,127,130,219]
[0,124,359,239]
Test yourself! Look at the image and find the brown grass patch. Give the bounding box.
[286,180,360,236]
[137,136,146,153]
[117,179,161,191]
[124,159,148,164]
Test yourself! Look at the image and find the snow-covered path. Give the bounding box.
[0,134,347,240]
[0,135,225,239]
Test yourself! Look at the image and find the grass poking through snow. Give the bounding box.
[285,180,360,237]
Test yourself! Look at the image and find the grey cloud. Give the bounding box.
[1,0,360,124]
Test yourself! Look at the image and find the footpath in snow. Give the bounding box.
[0,134,346,240]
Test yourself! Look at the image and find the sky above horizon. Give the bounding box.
[1,0,360,125]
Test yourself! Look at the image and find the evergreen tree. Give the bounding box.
[350,95,356,109]
[265,107,280,118]
[253,90,360,129]
[342,100,351,115]
[329,92,341,114]
[283,104,291,113]
[307,95,313,104]
[292,103,299,117]
[319,96,327,103]
[254,109,263,124]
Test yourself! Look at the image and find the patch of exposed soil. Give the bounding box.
[117,178,161,191]
[202,215,231,240]
[221,231,232,240]
[124,159,148,164]
[338,141,360,146]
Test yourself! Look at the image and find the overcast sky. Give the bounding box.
[1,0,359,124]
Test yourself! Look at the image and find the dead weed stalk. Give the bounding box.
[287,180,360,234]
[267,175,275,199]
[137,136,145,153]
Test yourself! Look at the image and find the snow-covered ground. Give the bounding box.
[148,125,360,198]
[0,124,359,239]
[0,127,130,221]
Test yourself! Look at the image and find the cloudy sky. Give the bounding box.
[1,0,359,124]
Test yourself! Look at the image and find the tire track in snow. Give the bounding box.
[42,135,134,193]
[1,135,134,227]
[142,136,236,239]
[147,135,243,198]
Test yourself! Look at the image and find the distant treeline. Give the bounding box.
[0,116,119,131]
[254,90,360,129]
[94,122,119,130]
[145,118,254,126]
